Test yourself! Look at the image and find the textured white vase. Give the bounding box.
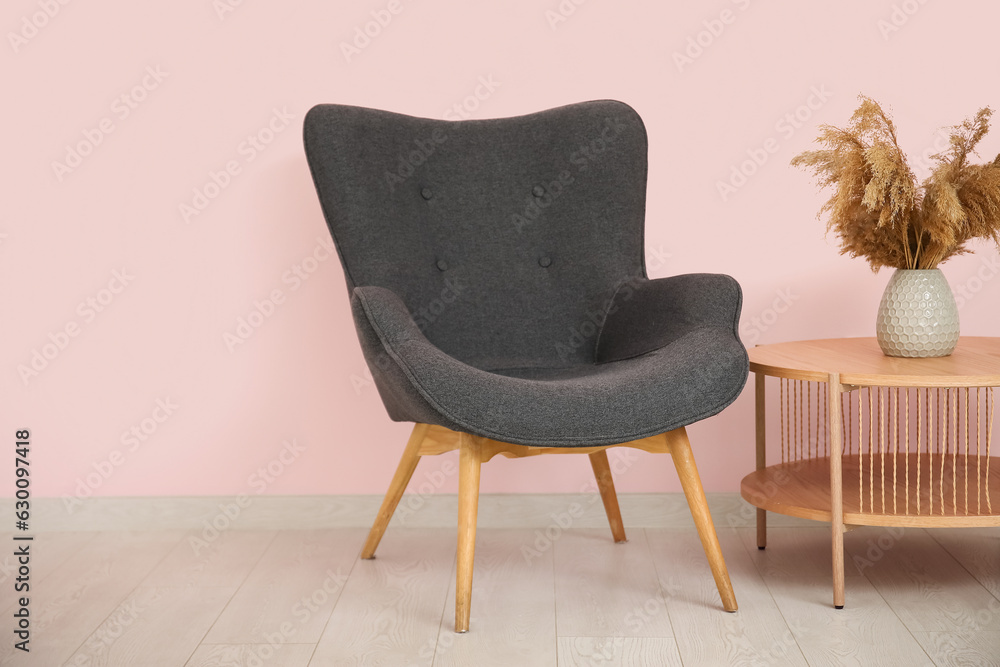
[875,268,960,357]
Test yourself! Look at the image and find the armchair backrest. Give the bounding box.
[303,100,648,370]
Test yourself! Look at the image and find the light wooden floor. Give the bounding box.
[3,494,998,666]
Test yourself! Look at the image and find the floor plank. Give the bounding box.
[62,585,236,667]
[0,532,182,665]
[0,530,184,666]
[204,529,365,645]
[557,637,682,666]
[844,528,1000,633]
[766,575,935,666]
[308,528,455,667]
[0,531,98,593]
[185,643,317,667]
[928,527,1000,600]
[648,528,809,666]
[141,529,276,588]
[434,529,557,667]
[739,525,866,580]
[912,631,1000,667]
[553,528,672,638]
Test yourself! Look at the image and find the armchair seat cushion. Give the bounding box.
[352,282,748,447]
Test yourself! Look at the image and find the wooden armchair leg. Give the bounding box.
[361,424,428,559]
[666,427,738,612]
[589,450,627,543]
[455,433,483,633]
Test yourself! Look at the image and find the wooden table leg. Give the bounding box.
[755,371,767,550]
[828,372,845,609]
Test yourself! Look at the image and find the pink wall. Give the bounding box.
[4,0,998,503]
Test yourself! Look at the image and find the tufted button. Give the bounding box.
[421,187,433,200]
[436,259,448,271]
[538,255,552,268]
[532,185,545,197]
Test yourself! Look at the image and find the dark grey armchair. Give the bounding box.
[303,100,748,632]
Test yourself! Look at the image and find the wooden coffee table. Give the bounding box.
[742,337,1000,608]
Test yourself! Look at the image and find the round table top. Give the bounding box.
[748,337,1000,386]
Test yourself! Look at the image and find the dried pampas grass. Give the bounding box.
[792,96,1000,271]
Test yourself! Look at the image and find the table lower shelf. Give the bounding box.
[741,455,1000,528]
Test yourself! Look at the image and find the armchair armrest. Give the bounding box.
[350,285,465,427]
[352,285,427,349]
[595,273,743,363]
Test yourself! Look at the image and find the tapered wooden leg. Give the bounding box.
[755,371,768,550]
[360,424,428,559]
[455,433,483,633]
[589,450,627,543]
[828,373,846,609]
[667,427,738,612]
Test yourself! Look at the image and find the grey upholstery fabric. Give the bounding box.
[304,100,748,447]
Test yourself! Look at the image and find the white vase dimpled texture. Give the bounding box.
[875,269,960,358]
